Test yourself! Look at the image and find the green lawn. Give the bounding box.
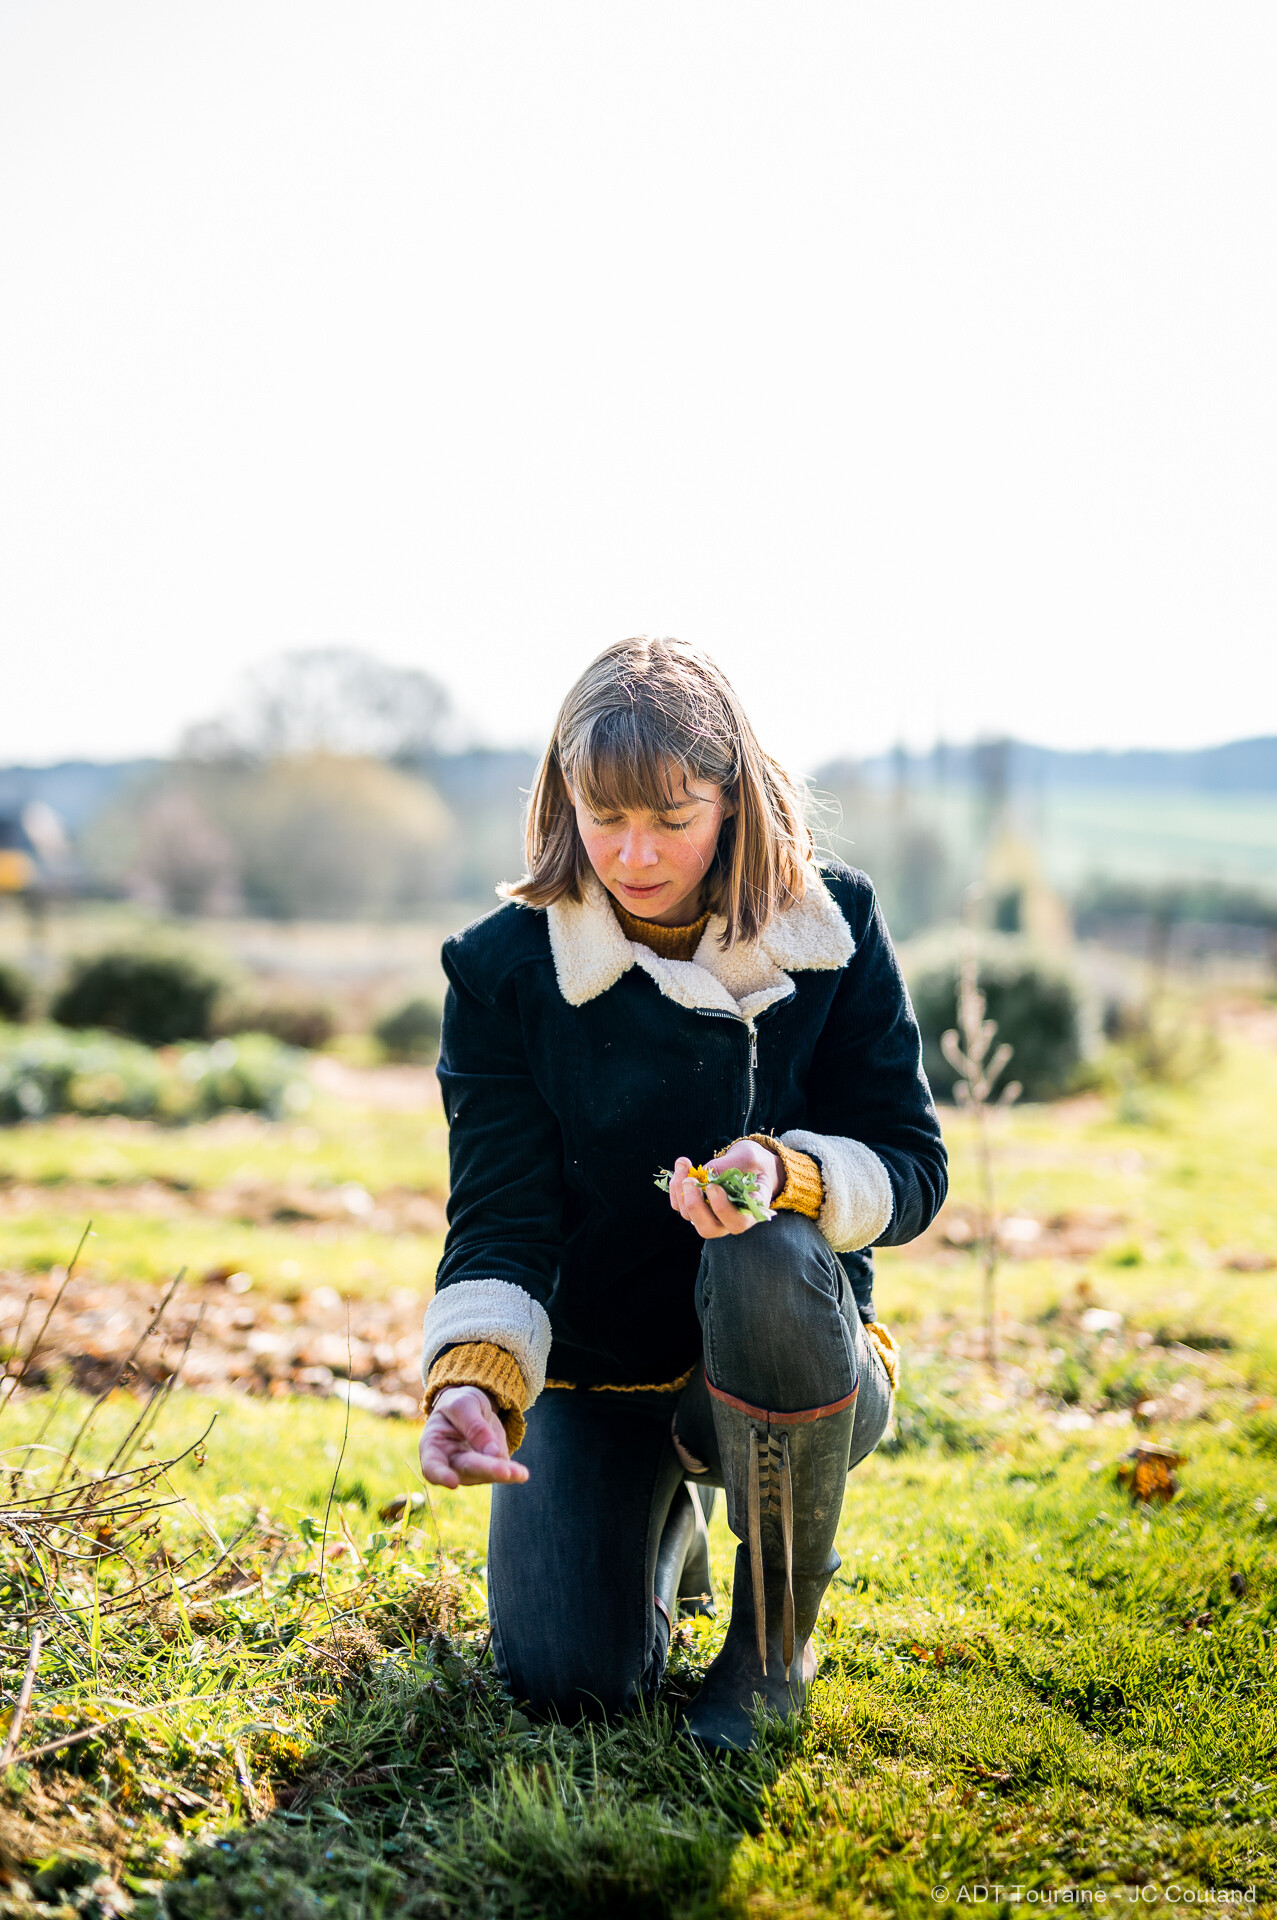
[0,1095,448,1299]
[0,1038,1273,1916]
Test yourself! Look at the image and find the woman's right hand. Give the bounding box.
[418,1385,530,1489]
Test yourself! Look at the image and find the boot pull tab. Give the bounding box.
[779,1432,795,1673]
[747,1424,767,1675]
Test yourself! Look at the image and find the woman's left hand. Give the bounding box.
[669,1138,784,1239]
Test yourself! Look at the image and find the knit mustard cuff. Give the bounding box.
[748,1134,824,1220]
[424,1341,529,1453]
[864,1321,900,1391]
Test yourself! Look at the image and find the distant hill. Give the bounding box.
[816,735,1277,905]
[825,733,1275,794]
[829,736,1277,794]
[1012,736,1277,792]
[0,760,163,833]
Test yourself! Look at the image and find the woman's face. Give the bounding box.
[568,767,733,926]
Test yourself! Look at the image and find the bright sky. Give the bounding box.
[2,2,1275,774]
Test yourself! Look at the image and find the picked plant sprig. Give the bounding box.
[655,1163,773,1223]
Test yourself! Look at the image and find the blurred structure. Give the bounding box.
[0,802,75,967]
[0,812,37,897]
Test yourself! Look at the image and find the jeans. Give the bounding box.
[487,1213,894,1720]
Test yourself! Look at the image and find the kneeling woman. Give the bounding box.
[418,638,946,1749]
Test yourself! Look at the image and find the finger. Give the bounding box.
[678,1175,718,1225]
[418,1439,461,1490]
[451,1449,530,1485]
[706,1181,752,1233]
[681,1182,728,1238]
[670,1157,695,1213]
[420,1412,495,1483]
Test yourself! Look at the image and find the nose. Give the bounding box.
[617,825,660,871]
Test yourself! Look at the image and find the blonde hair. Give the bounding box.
[504,637,813,947]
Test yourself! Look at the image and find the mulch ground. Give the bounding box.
[0,1264,426,1418]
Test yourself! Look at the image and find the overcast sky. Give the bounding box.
[2,2,1274,775]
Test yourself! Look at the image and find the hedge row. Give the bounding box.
[0,1027,310,1124]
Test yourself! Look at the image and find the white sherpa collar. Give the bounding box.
[545,869,853,1020]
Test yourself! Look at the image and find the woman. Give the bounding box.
[418,637,947,1750]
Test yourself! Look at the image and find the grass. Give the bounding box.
[0,1030,1273,1914]
[0,1097,448,1298]
[881,1035,1277,1384]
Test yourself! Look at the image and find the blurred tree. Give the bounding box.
[205,754,455,919]
[86,757,456,920]
[128,788,242,916]
[181,648,454,763]
[815,765,960,940]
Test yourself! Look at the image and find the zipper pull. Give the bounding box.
[749,1027,758,1069]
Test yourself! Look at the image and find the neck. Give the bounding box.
[611,887,705,929]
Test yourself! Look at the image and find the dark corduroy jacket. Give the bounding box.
[421,861,947,1400]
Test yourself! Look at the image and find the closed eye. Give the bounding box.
[589,813,692,830]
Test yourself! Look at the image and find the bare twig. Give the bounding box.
[233,1741,258,1818]
[13,1384,70,1492]
[50,1269,186,1494]
[1,1294,34,1409]
[318,1305,354,1634]
[13,1682,276,1766]
[103,1299,206,1479]
[0,1628,43,1767]
[0,1224,93,1430]
[941,927,1020,1375]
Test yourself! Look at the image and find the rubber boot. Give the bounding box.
[678,1486,716,1617]
[684,1395,856,1751]
[654,1484,717,1640]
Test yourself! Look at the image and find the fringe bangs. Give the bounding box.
[564,700,737,821]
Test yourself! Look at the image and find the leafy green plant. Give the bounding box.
[0,1027,165,1121]
[0,1026,306,1123]
[0,960,32,1023]
[52,949,222,1046]
[174,1033,310,1120]
[374,995,442,1063]
[212,991,335,1051]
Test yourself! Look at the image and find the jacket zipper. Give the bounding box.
[696,1009,759,1136]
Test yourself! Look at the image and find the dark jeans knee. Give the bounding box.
[696,1212,860,1414]
[492,1636,646,1724]
[487,1394,680,1723]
